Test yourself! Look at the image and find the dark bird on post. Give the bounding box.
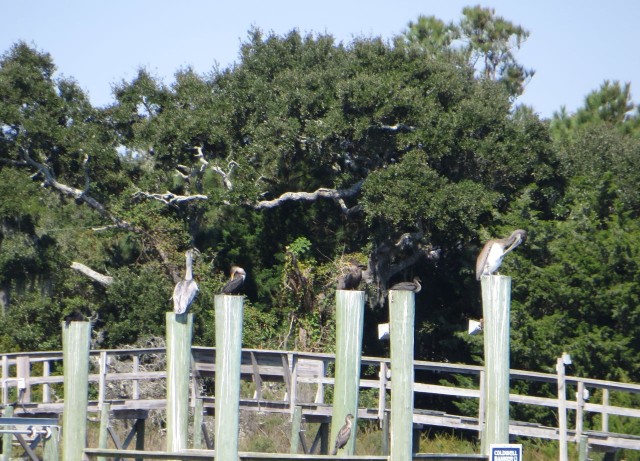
[332,413,354,455]
[337,259,364,290]
[390,276,422,293]
[222,266,246,295]
[173,249,199,314]
[64,310,86,325]
[476,229,527,280]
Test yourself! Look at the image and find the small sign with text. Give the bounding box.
[490,444,522,461]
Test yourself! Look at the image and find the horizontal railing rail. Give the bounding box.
[2,347,639,451]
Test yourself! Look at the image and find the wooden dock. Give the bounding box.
[2,347,640,453]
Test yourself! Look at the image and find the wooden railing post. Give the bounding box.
[389,289,415,461]
[166,312,194,454]
[330,290,365,456]
[1,404,13,461]
[97,402,110,461]
[214,294,244,461]
[480,275,511,455]
[62,320,91,461]
[557,356,569,461]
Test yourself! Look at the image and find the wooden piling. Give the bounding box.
[480,276,511,455]
[62,320,91,461]
[193,398,204,449]
[97,402,110,461]
[290,405,303,453]
[389,289,415,461]
[330,290,365,455]
[214,294,244,461]
[166,312,194,454]
[1,404,13,461]
[43,426,59,461]
[557,356,568,461]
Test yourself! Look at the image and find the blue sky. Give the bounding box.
[2,1,638,118]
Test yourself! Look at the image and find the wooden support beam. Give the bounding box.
[290,405,303,453]
[214,294,244,461]
[43,426,59,461]
[330,290,365,456]
[389,289,415,461]
[192,398,203,449]
[480,275,511,455]
[1,404,13,461]
[62,320,91,461]
[166,312,194,454]
[98,402,110,461]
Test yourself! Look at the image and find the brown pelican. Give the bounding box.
[173,250,199,314]
[332,413,354,455]
[476,229,527,280]
[390,276,422,293]
[222,266,246,295]
[337,259,364,290]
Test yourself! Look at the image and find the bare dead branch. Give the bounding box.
[131,190,209,206]
[254,180,364,214]
[378,123,415,132]
[70,262,114,286]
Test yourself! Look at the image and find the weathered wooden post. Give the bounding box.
[166,312,194,454]
[62,320,91,461]
[43,426,59,461]
[192,397,204,449]
[389,289,415,461]
[214,294,244,460]
[1,404,13,461]
[330,290,365,455]
[480,275,511,455]
[97,402,110,461]
[290,405,303,453]
[556,354,569,461]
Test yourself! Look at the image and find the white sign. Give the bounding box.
[490,444,522,461]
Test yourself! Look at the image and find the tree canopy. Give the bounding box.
[1,7,639,393]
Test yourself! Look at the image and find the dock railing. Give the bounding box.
[1,347,640,451]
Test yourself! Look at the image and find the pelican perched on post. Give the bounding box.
[337,259,364,290]
[476,229,527,280]
[221,266,246,295]
[390,276,422,293]
[173,249,199,314]
[332,413,354,455]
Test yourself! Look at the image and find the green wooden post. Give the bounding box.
[290,405,303,453]
[214,294,244,461]
[329,290,365,456]
[166,312,194,453]
[43,426,59,461]
[389,289,415,461]
[1,404,13,461]
[97,402,110,461]
[62,320,91,461]
[480,275,511,455]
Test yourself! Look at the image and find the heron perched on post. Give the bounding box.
[337,259,364,290]
[332,413,354,455]
[221,266,246,295]
[390,276,422,293]
[476,229,527,280]
[173,249,199,314]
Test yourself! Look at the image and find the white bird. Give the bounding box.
[173,250,199,314]
[476,229,527,280]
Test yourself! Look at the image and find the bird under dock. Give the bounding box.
[333,413,354,455]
